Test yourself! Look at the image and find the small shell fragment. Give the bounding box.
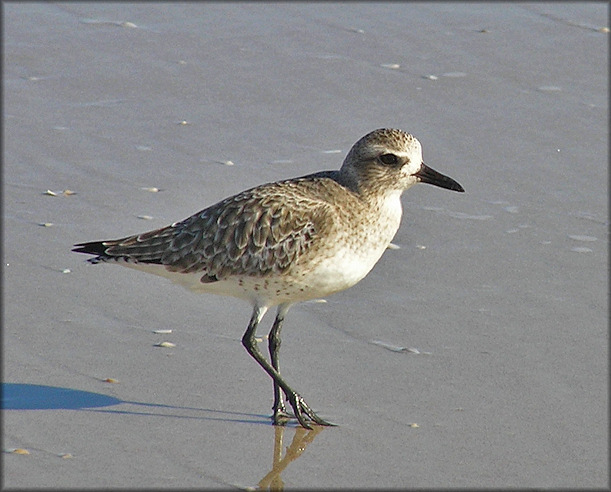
[39,222,54,227]
[140,187,159,193]
[60,453,73,459]
[409,423,420,428]
[371,340,429,354]
[155,341,176,348]
[137,215,153,220]
[11,448,30,455]
[380,63,400,69]
[61,268,71,274]
[387,242,400,250]
[206,159,235,166]
[371,340,407,352]
[103,378,119,383]
[153,329,172,334]
[571,247,592,253]
[44,189,76,197]
[568,235,597,242]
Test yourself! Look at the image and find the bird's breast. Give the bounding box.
[284,189,404,298]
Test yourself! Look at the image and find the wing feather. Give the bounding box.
[74,178,340,281]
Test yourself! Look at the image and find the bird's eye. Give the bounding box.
[379,153,399,165]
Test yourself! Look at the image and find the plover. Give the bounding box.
[73,128,464,428]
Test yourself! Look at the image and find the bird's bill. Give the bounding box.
[415,163,464,192]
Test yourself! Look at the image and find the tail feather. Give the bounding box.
[72,240,121,264]
[72,239,164,265]
[72,241,109,257]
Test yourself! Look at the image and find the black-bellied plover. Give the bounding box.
[73,128,464,428]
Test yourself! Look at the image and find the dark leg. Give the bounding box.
[269,304,291,423]
[242,305,333,429]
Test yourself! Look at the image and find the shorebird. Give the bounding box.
[73,128,464,428]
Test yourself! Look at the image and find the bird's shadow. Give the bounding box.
[3,382,326,488]
[1,382,272,425]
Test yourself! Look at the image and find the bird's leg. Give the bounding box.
[242,305,334,429]
[269,304,291,424]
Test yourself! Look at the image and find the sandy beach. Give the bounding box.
[3,2,608,488]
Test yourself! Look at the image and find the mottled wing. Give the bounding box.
[74,183,330,282]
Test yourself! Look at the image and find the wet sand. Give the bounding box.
[3,2,608,488]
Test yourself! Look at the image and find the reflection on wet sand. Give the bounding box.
[256,425,324,491]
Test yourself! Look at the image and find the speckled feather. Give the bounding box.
[84,172,348,281]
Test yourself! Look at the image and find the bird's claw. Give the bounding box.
[283,393,334,429]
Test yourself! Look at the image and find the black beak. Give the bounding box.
[415,163,464,192]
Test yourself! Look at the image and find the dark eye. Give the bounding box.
[379,153,399,165]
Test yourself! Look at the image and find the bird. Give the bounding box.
[73,128,464,428]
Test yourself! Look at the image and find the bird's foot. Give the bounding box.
[285,393,335,429]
